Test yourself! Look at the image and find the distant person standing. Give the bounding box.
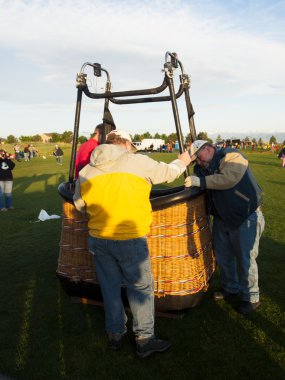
[29,144,36,158]
[75,124,104,178]
[0,149,15,211]
[31,145,38,157]
[23,144,30,161]
[53,145,64,165]
[14,144,21,161]
[167,142,171,153]
[278,146,285,168]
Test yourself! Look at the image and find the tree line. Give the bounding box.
[4,131,75,144]
[2,131,281,146]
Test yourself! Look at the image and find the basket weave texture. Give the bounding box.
[57,193,215,298]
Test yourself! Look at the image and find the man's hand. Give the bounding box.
[178,151,191,166]
[184,176,201,187]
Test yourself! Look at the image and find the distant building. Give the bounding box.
[41,133,52,143]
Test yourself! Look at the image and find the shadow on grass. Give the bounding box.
[249,160,281,167]
[11,173,67,218]
[259,237,285,308]
[269,180,285,186]
[0,178,284,379]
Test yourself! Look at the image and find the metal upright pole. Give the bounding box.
[68,73,86,185]
[68,88,83,185]
[165,65,190,176]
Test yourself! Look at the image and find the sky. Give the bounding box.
[0,0,285,140]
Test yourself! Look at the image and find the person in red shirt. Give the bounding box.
[75,124,104,178]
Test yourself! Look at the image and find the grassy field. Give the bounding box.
[0,144,284,380]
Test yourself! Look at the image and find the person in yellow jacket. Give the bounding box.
[74,129,190,358]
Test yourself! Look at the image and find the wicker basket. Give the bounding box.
[149,194,215,297]
[57,190,215,310]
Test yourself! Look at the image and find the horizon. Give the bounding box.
[1,130,285,144]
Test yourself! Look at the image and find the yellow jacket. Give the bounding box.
[73,144,186,240]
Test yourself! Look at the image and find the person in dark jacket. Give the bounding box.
[278,145,285,168]
[23,144,30,161]
[0,149,15,211]
[53,145,64,165]
[185,140,265,314]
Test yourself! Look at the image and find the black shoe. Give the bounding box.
[108,332,126,351]
[213,289,239,301]
[136,337,171,358]
[236,301,260,315]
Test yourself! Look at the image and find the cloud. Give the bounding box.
[0,0,284,136]
[1,0,284,89]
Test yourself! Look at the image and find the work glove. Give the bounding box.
[184,176,201,188]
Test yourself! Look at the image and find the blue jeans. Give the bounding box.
[0,180,13,209]
[56,156,62,165]
[213,209,265,303]
[88,236,154,338]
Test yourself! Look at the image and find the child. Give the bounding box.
[0,150,15,211]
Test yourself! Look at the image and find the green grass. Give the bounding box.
[0,148,284,380]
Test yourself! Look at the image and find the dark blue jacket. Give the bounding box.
[194,147,262,228]
[0,158,15,181]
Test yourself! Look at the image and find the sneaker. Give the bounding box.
[0,208,8,212]
[213,289,239,301]
[7,206,14,210]
[136,336,171,358]
[108,332,126,351]
[236,301,260,315]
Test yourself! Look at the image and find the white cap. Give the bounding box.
[189,140,210,159]
[106,130,137,152]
